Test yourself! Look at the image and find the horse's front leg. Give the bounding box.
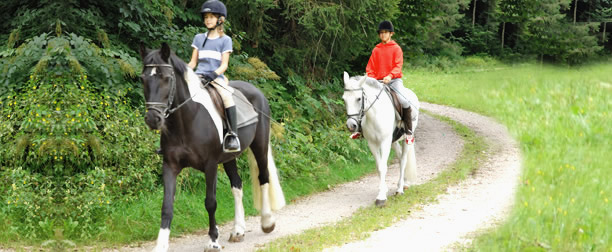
[204,166,221,252]
[368,139,392,207]
[154,162,180,252]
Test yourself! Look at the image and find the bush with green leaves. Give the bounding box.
[0,32,162,240]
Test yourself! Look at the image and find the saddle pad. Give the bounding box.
[232,90,259,129]
[184,67,259,144]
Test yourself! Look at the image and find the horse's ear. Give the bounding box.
[161,42,171,63]
[358,76,367,87]
[343,71,350,84]
[139,43,149,60]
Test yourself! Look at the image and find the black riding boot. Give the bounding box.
[402,107,413,135]
[223,106,241,153]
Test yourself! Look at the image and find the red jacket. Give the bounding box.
[366,40,403,80]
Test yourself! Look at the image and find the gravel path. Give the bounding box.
[325,103,521,251]
[113,108,464,252]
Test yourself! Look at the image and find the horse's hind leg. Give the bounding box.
[223,159,246,242]
[396,142,410,195]
[248,143,276,233]
[204,164,222,252]
[154,162,180,252]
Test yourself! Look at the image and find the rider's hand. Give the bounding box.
[203,72,219,82]
[383,75,392,84]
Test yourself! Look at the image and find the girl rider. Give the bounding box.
[188,0,240,152]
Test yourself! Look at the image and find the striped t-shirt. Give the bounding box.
[191,32,233,77]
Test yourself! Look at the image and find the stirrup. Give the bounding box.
[223,132,241,153]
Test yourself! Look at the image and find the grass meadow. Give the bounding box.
[407,60,611,251]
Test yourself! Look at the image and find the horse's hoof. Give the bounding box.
[228,233,244,243]
[204,240,222,252]
[262,223,275,233]
[375,199,386,207]
[394,191,404,196]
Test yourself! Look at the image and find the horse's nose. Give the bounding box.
[145,112,162,129]
[346,119,357,132]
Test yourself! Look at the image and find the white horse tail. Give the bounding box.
[404,142,418,184]
[247,145,286,211]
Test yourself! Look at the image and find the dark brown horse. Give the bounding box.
[140,43,285,252]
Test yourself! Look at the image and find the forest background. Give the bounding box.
[0,0,610,247]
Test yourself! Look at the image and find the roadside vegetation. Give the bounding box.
[407,60,612,251]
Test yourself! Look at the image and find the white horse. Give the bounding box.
[342,72,419,207]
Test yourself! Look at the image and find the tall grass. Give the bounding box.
[408,61,611,251]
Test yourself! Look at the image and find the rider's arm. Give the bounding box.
[390,46,403,79]
[188,48,198,70]
[214,51,230,76]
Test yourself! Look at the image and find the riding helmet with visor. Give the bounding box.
[200,0,227,18]
[377,20,394,33]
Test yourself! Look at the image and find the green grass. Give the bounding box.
[407,62,612,251]
[261,114,487,251]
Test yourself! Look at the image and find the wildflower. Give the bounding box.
[33,86,37,90]
[524,201,528,207]
[81,86,84,90]
[56,107,60,111]
[12,184,16,190]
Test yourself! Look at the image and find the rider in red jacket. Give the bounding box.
[365,20,414,142]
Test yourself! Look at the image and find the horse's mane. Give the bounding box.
[143,49,188,78]
[349,76,384,90]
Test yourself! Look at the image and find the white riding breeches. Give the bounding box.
[210,76,235,108]
[388,78,412,109]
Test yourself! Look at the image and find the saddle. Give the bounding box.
[383,85,404,120]
[202,81,259,129]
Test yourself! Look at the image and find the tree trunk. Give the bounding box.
[573,0,578,24]
[472,0,477,27]
[604,22,607,42]
[501,22,506,50]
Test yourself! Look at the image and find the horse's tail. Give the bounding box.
[404,142,418,183]
[247,144,286,211]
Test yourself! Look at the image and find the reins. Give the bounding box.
[343,83,386,128]
[144,63,201,118]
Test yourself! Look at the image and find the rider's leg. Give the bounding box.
[212,78,241,152]
[388,79,414,138]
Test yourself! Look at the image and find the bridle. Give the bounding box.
[344,85,385,130]
[144,63,195,118]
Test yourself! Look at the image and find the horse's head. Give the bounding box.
[342,72,367,133]
[140,43,179,130]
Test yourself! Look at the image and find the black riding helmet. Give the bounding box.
[377,20,394,33]
[201,0,227,18]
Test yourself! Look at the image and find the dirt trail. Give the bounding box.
[113,109,463,252]
[325,103,521,251]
